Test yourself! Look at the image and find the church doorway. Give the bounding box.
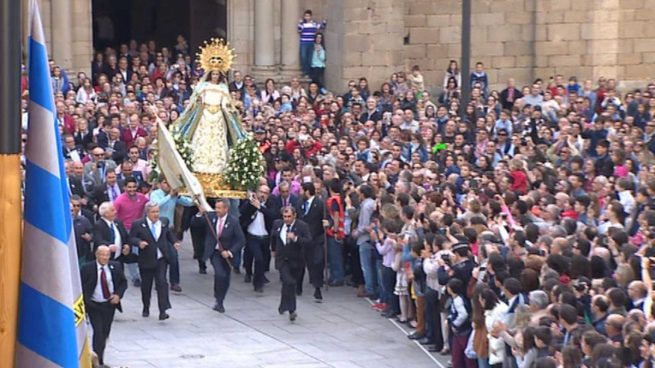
[92,0,227,53]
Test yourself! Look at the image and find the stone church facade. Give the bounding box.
[27,0,655,92]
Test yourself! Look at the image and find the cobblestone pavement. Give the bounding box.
[103,237,449,368]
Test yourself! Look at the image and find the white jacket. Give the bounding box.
[485,301,509,365]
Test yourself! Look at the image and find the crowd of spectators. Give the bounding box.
[30,27,655,368]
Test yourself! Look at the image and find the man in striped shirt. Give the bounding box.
[297,9,326,76]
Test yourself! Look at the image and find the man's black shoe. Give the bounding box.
[254,287,263,293]
[244,274,252,283]
[278,306,285,315]
[418,337,433,345]
[314,288,323,302]
[427,345,440,353]
[289,311,297,321]
[133,279,141,287]
[199,268,207,274]
[142,308,149,318]
[408,332,424,340]
[233,268,241,275]
[263,275,270,284]
[158,313,169,321]
[213,303,225,313]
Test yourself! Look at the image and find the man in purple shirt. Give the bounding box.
[114,177,148,286]
[114,177,148,231]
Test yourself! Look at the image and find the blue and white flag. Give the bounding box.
[17,1,91,367]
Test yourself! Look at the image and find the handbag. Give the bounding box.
[465,330,478,360]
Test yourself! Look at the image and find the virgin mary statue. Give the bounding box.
[155,39,251,205]
[176,69,247,175]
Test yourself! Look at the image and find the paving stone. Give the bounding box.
[103,237,447,367]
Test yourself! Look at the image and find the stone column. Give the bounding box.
[71,0,93,76]
[254,0,275,67]
[51,0,73,70]
[280,0,300,72]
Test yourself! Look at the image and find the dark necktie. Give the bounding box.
[304,201,310,215]
[100,267,110,300]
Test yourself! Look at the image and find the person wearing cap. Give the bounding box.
[253,127,271,153]
[437,239,476,301]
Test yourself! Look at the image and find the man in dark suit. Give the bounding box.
[271,181,300,220]
[80,245,127,367]
[240,185,276,292]
[93,201,133,262]
[72,195,94,264]
[270,206,311,321]
[93,171,123,206]
[499,77,523,110]
[116,160,145,186]
[107,138,127,165]
[192,199,245,313]
[228,70,246,100]
[297,182,327,302]
[187,206,208,273]
[129,202,180,320]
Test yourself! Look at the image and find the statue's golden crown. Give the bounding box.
[196,38,235,74]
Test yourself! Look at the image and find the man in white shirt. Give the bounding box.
[80,246,127,367]
[240,185,276,292]
[128,202,180,320]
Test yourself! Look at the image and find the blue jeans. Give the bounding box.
[300,42,314,75]
[127,262,140,282]
[358,241,378,296]
[477,358,491,368]
[327,237,344,283]
[246,235,268,289]
[381,265,397,310]
[375,258,385,301]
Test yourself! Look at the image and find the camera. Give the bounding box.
[441,253,451,265]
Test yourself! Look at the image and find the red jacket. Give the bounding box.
[121,127,148,147]
[510,170,528,195]
[57,114,76,135]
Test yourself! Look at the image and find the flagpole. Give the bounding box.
[0,0,23,366]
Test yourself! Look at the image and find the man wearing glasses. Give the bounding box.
[84,147,117,186]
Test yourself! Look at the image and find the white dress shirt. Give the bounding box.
[280,223,288,245]
[146,218,163,259]
[92,262,114,302]
[103,218,122,259]
[247,208,268,237]
[280,221,295,245]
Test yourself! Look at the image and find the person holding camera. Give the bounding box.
[240,185,276,292]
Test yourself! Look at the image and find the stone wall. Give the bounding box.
[321,0,655,92]
[22,0,95,78]
[31,0,655,93]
